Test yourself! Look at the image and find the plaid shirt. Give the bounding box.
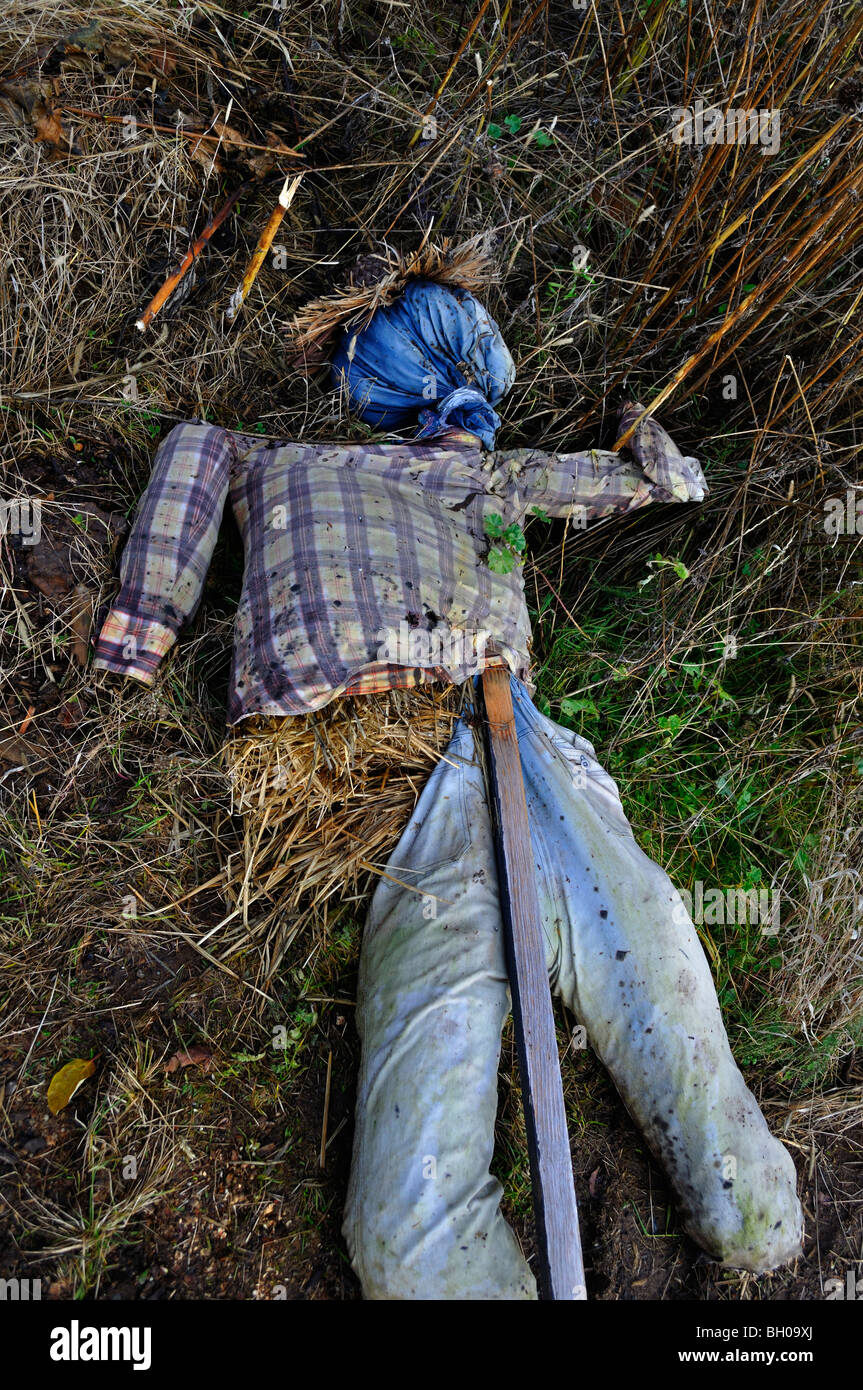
[93,406,706,724]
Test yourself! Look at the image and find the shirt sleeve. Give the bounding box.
[485,401,707,524]
[92,422,233,685]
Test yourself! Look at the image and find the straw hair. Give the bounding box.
[221,682,472,978]
[287,231,499,354]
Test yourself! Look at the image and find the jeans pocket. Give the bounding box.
[387,744,474,875]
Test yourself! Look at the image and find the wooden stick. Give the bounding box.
[57,106,306,159]
[135,182,248,331]
[481,665,586,1300]
[225,173,304,322]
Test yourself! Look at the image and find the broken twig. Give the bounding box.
[135,183,249,332]
[225,173,304,322]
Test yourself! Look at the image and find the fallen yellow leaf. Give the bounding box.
[47,1057,96,1115]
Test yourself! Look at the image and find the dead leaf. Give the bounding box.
[57,697,85,728]
[103,39,134,68]
[59,54,100,76]
[27,537,73,600]
[47,1057,96,1115]
[25,504,127,609]
[0,80,81,157]
[0,737,32,769]
[32,99,80,157]
[248,150,276,180]
[187,136,225,176]
[0,79,41,114]
[0,95,27,130]
[69,583,93,666]
[587,178,644,225]
[212,120,251,154]
[165,1046,214,1074]
[206,121,298,177]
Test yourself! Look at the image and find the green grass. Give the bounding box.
[527,508,861,1091]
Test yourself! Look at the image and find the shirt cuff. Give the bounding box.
[92,608,177,686]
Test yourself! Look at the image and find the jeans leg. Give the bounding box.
[343,716,536,1300]
[511,680,803,1275]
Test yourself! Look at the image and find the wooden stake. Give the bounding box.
[225,173,304,322]
[135,183,248,331]
[481,665,586,1301]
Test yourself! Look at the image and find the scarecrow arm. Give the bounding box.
[615,398,707,503]
[486,400,706,525]
[93,422,232,684]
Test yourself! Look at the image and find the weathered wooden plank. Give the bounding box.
[482,666,586,1301]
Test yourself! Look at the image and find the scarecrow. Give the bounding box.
[94,243,803,1299]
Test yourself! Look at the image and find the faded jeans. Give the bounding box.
[343,676,803,1299]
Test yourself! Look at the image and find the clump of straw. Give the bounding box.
[286,231,499,355]
[221,683,470,973]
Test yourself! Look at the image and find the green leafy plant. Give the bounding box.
[484,514,527,573]
[488,113,523,140]
[637,552,691,587]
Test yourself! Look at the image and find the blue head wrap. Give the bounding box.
[330,278,515,449]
